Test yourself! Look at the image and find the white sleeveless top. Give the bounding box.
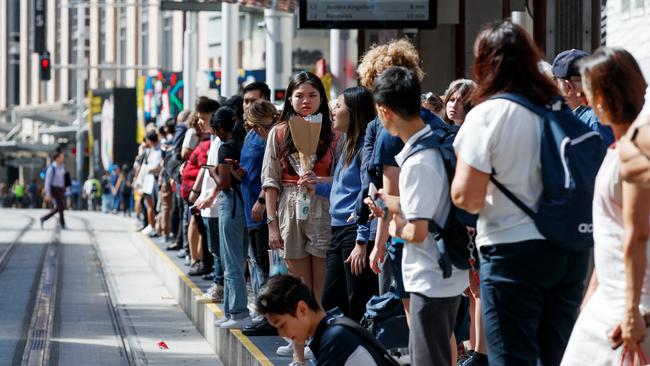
[562,147,650,366]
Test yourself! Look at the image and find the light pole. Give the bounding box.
[75,0,86,209]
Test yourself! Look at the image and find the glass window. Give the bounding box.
[119,5,127,84]
[141,6,149,70]
[162,13,173,70]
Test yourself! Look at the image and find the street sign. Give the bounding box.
[299,0,436,29]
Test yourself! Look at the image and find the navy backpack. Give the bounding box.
[490,93,607,251]
[404,123,478,278]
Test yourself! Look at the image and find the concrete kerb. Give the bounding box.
[128,228,274,366]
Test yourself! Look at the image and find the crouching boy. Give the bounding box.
[256,274,398,366]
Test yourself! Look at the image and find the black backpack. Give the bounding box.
[328,317,400,366]
[403,124,478,278]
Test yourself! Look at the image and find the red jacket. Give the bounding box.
[180,139,210,200]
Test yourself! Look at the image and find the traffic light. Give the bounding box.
[39,51,51,81]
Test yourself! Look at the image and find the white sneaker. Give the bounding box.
[198,284,224,303]
[220,316,252,329]
[276,341,313,359]
[248,303,259,318]
[214,316,230,326]
[142,225,153,235]
[276,340,294,357]
[251,314,265,324]
[148,229,160,238]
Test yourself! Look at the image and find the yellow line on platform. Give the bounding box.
[134,228,274,366]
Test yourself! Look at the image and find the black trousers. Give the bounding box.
[41,186,66,227]
[194,213,212,269]
[248,225,270,279]
[321,224,378,322]
[171,189,184,241]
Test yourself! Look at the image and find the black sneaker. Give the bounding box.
[201,273,214,281]
[242,318,278,336]
[188,261,209,276]
[166,243,182,251]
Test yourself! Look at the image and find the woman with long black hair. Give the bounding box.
[321,86,378,321]
[261,71,341,365]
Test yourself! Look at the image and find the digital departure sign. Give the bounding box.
[299,0,436,29]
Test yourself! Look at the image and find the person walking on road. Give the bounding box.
[40,150,67,229]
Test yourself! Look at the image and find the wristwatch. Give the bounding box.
[257,197,266,205]
[267,215,277,224]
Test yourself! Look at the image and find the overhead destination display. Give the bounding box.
[299,0,436,29]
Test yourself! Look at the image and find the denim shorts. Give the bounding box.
[386,238,409,299]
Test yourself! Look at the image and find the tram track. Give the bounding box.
[0,212,140,366]
[0,214,36,274]
[76,216,143,366]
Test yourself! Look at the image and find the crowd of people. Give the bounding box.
[16,19,650,366]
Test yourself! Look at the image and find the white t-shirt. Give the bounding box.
[182,128,199,150]
[199,136,221,218]
[396,125,469,298]
[453,99,545,247]
[142,145,163,195]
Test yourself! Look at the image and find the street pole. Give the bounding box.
[329,29,348,99]
[75,1,85,209]
[264,8,292,103]
[183,11,197,109]
[222,2,239,98]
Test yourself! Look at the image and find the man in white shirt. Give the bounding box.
[371,66,468,366]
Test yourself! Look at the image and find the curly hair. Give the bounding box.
[357,39,424,89]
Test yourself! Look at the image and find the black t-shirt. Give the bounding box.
[101,176,111,192]
[310,313,387,366]
[233,121,246,146]
[218,139,241,186]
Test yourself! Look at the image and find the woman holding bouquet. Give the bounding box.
[261,71,341,366]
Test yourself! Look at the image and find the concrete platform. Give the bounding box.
[128,221,291,366]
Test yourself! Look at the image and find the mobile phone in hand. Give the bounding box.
[224,158,240,168]
[368,183,388,216]
[189,205,200,215]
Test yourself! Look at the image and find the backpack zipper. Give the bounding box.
[560,131,602,189]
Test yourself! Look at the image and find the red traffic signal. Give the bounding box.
[39,51,51,81]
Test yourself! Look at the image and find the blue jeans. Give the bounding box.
[386,238,408,299]
[218,190,249,319]
[112,194,122,212]
[479,240,588,366]
[203,217,224,286]
[101,194,113,213]
[248,243,265,298]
